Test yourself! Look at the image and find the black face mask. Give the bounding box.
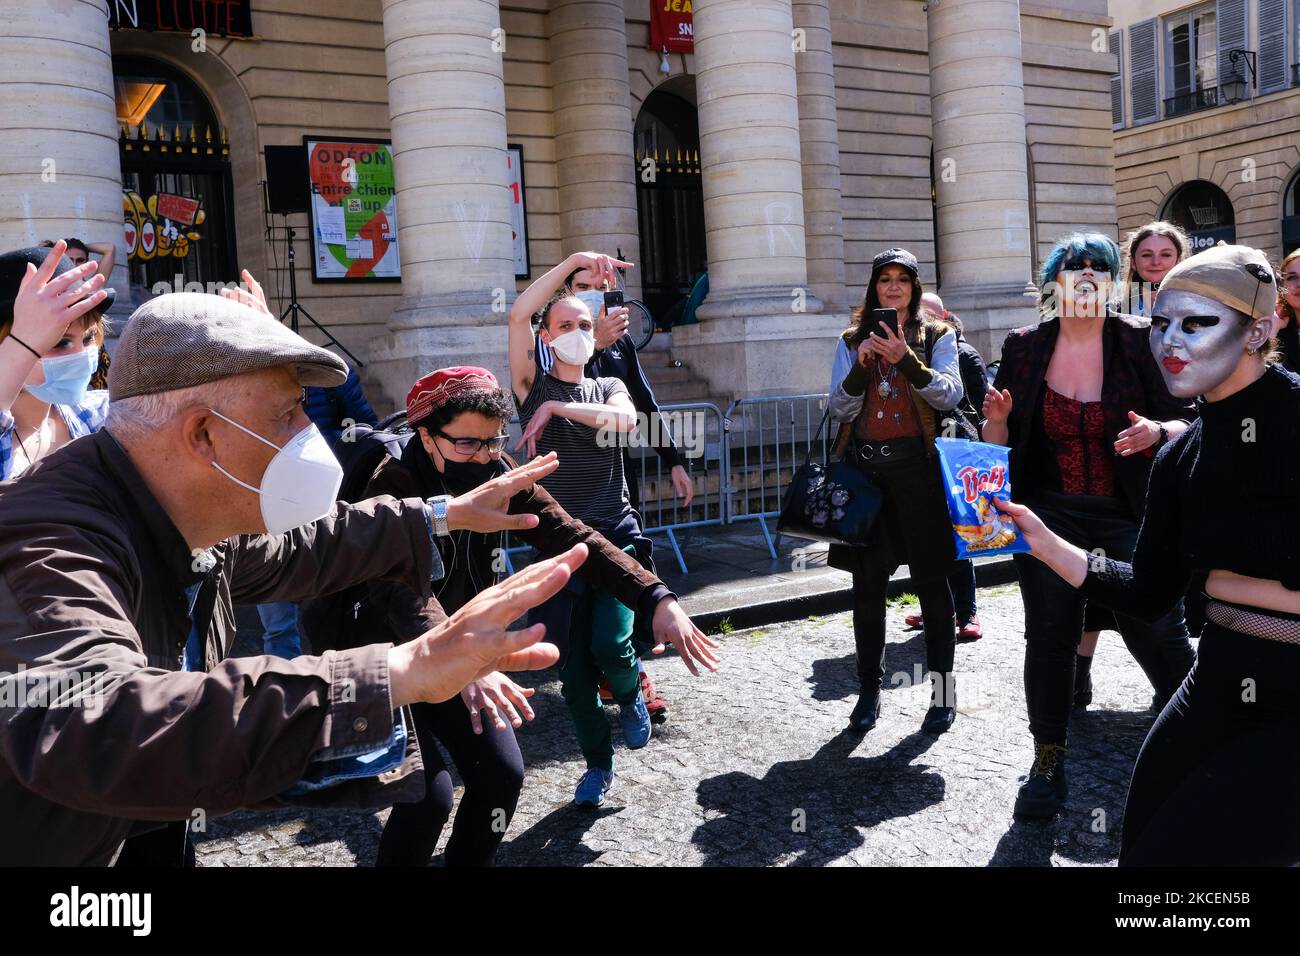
[439,456,503,493]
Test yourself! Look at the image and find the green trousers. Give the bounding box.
[555,582,639,772]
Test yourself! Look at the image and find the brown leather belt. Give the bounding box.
[1205,600,1300,646]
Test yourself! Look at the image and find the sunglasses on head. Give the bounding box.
[436,430,509,455]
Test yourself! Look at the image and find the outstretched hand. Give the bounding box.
[10,240,107,354]
[389,543,590,707]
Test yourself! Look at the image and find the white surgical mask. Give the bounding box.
[549,327,596,366]
[207,408,343,534]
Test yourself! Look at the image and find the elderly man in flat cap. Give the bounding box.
[0,278,580,866]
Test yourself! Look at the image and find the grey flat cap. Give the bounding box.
[108,292,348,401]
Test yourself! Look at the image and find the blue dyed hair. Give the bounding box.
[1038,232,1121,314]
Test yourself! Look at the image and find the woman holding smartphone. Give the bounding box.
[827,248,965,735]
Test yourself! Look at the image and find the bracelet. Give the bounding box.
[1157,423,1169,447]
[426,495,451,536]
[4,332,42,360]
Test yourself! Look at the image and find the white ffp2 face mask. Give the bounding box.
[548,328,596,366]
[207,408,343,534]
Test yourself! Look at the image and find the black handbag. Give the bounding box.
[777,404,884,546]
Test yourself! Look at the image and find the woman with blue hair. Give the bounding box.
[980,232,1197,820]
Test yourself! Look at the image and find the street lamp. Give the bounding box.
[1223,48,1257,103]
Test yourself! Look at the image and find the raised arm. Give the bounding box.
[86,241,116,282]
[508,251,634,404]
[1,244,105,416]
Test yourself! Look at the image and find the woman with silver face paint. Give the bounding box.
[996,244,1300,865]
[981,233,1196,822]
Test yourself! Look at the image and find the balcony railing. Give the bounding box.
[1163,86,1219,117]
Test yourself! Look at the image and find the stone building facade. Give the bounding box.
[0,0,1119,410]
[1110,0,1300,264]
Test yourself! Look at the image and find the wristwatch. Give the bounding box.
[1156,423,1169,448]
[426,495,451,536]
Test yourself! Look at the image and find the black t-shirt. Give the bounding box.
[1083,364,1300,619]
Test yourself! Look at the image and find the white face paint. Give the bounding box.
[1149,290,1252,398]
[1055,258,1112,319]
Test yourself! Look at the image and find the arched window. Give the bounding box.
[1282,167,1300,257]
[634,76,707,324]
[113,56,236,307]
[1161,180,1236,251]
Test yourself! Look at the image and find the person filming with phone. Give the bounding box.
[826,248,966,737]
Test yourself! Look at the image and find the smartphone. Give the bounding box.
[604,290,624,311]
[870,308,899,337]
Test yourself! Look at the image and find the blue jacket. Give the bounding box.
[306,366,378,448]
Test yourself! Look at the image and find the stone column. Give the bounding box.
[0,1,127,303]
[675,0,844,400]
[369,0,517,401]
[548,0,641,298]
[927,0,1040,361]
[793,0,846,311]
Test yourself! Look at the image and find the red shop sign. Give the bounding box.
[155,193,201,226]
[650,0,693,54]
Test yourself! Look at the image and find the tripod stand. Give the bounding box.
[278,225,363,366]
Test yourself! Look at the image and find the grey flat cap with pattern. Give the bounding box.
[108,292,347,400]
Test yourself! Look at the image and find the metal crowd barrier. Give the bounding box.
[721,392,831,561]
[499,402,726,576]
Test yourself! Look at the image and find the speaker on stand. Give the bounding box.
[261,145,362,366]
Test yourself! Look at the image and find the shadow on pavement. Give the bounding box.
[987,706,1152,867]
[692,729,945,866]
[497,803,625,866]
[806,630,932,702]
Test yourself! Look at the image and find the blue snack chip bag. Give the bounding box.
[934,438,1030,559]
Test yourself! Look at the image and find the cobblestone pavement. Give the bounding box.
[195,584,1165,866]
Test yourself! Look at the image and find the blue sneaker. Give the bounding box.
[574,768,614,807]
[620,689,652,749]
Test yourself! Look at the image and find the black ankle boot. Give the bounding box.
[1013,742,1068,819]
[921,672,956,734]
[1073,654,1094,709]
[847,691,881,732]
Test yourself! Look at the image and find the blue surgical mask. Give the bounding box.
[24,348,98,406]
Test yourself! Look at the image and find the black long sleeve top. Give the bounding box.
[1081,364,1300,621]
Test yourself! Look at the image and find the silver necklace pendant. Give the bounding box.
[877,378,891,400]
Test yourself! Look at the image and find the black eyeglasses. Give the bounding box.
[435,430,509,455]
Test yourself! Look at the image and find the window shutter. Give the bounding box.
[1130,19,1159,123]
[1217,0,1249,92]
[1257,0,1288,93]
[1111,30,1125,127]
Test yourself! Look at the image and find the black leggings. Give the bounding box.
[376,699,525,867]
[853,570,955,693]
[1121,622,1300,866]
[1014,493,1194,745]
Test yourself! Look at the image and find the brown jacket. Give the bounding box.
[0,428,440,865]
[351,452,670,644]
